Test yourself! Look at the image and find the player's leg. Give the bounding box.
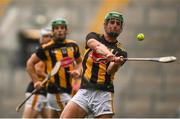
[40,107,50,118]
[38,94,49,118]
[22,106,39,118]
[22,94,40,118]
[46,108,61,118]
[60,89,89,118]
[60,101,87,118]
[47,92,72,118]
[47,93,63,118]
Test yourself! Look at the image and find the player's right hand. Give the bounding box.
[34,81,43,90]
[68,70,81,79]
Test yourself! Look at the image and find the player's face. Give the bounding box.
[104,18,122,37]
[42,34,52,44]
[53,24,67,41]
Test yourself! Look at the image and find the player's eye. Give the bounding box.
[109,20,120,25]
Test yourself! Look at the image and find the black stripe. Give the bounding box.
[64,42,80,59]
[90,62,99,83]
[64,67,71,90]
[82,49,91,77]
[61,48,71,89]
[104,62,111,85]
[48,48,60,86]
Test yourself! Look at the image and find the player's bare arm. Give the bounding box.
[87,38,114,58]
[35,61,46,78]
[26,53,43,89]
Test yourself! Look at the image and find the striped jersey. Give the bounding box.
[36,39,81,94]
[81,32,127,92]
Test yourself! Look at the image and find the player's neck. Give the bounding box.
[104,34,117,43]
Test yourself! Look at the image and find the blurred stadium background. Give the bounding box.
[0,0,179,118]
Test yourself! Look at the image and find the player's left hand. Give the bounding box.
[114,56,124,65]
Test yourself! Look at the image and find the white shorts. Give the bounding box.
[25,93,47,112]
[47,93,71,111]
[71,89,114,117]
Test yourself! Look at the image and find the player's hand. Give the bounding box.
[68,70,81,79]
[114,56,124,65]
[34,81,43,90]
[106,54,115,62]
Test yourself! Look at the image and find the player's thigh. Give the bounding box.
[47,93,71,111]
[60,101,87,118]
[40,108,49,118]
[47,108,61,118]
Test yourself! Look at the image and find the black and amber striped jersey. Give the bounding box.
[26,81,47,96]
[81,32,127,92]
[36,39,81,94]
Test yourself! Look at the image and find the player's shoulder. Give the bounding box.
[86,32,103,41]
[41,40,54,48]
[88,32,102,37]
[116,41,126,52]
[65,39,78,44]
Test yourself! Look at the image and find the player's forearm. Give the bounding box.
[76,63,82,76]
[87,39,112,56]
[107,62,121,75]
[75,58,82,76]
[107,56,124,74]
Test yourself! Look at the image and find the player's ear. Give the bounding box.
[104,22,107,30]
[119,22,123,33]
[66,29,69,35]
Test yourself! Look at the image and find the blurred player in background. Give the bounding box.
[22,28,52,118]
[26,18,82,118]
[60,11,127,118]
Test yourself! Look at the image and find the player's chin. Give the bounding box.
[58,35,65,39]
[57,36,66,41]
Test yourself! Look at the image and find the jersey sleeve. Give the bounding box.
[73,43,81,59]
[35,46,47,60]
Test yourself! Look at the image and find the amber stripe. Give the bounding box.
[31,95,39,110]
[55,94,64,110]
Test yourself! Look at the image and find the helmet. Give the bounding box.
[40,27,52,36]
[51,18,68,28]
[39,27,52,44]
[104,11,124,23]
